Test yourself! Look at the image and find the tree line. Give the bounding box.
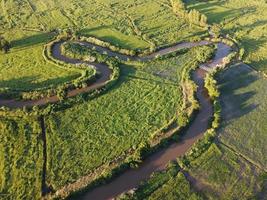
[170,0,208,27]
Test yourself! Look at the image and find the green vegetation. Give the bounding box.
[171,0,208,27]
[124,141,266,200]
[0,32,81,94]
[185,143,265,200]
[1,0,267,199]
[118,162,203,200]
[187,0,267,72]
[44,46,213,191]
[127,64,267,199]
[0,0,207,94]
[46,69,181,189]
[0,0,206,50]
[0,37,10,53]
[0,116,43,200]
[217,64,267,168]
[61,41,121,63]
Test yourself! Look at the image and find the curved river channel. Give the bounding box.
[0,39,232,200]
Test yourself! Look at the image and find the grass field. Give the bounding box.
[0,116,43,200]
[46,68,182,189]
[217,64,267,169]
[187,0,267,72]
[130,64,267,200]
[186,143,265,200]
[119,164,203,200]
[0,0,205,49]
[1,0,267,199]
[123,136,266,200]
[44,46,213,190]
[0,32,81,92]
[0,0,206,92]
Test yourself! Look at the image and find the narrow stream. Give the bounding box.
[77,68,211,200]
[0,39,232,200]
[75,42,231,200]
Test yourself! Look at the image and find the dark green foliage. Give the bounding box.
[171,0,208,27]
[204,72,219,101]
[210,24,221,38]
[0,117,43,200]
[0,37,10,53]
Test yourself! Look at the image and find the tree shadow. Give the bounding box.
[217,64,259,125]
[79,26,148,49]
[0,74,79,92]
[11,32,55,49]
[188,1,256,24]
[233,19,267,33]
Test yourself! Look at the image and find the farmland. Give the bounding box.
[0,0,267,199]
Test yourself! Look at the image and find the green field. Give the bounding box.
[120,144,265,200]
[45,45,213,190]
[46,69,181,188]
[185,143,265,200]
[187,0,267,72]
[0,32,81,92]
[127,64,267,200]
[217,64,267,169]
[1,0,267,199]
[0,116,43,200]
[0,0,206,93]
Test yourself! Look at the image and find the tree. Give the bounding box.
[210,24,222,38]
[200,14,207,27]
[171,0,186,15]
[0,37,11,53]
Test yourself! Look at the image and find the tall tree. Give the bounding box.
[200,14,208,27]
[0,37,10,53]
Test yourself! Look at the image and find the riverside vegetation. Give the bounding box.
[1,0,267,199]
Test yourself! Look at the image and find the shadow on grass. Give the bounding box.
[188,0,256,24]
[0,74,79,91]
[11,32,55,49]
[79,26,148,49]
[217,64,259,125]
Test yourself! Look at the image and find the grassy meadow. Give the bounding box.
[0,116,43,200]
[121,144,265,200]
[129,64,267,200]
[187,0,267,72]
[0,0,207,93]
[217,64,267,169]
[1,0,267,199]
[44,45,213,190]
[186,143,265,200]
[46,69,181,188]
[0,32,81,92]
